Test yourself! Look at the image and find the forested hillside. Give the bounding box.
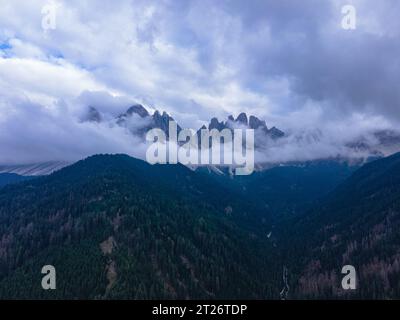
[244,161,357,220]
[0,173,34,188]
[0,153,399,299]
[285,152,400,299]
[0,155,280,299]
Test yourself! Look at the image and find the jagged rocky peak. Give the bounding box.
[204,113,284,139]
[125,104,150,118]
[268,126,285,138]
[84,106,102,122]
[227,113,267,129]
[152,110,182,135]
[227,113,266,129]
[117,104,150,126]
[236,112,248,126]
[153,110,173,123]
[249,115,267,130]
[232,113,284,138]
[85,103,284,141]
[209,117,227,131]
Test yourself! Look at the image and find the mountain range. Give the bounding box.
[84,104,285,141]
[1,105,399,179]
[0,106,400,299]
[84,104,400,159]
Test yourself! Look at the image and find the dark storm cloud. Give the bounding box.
[199,0,400,121]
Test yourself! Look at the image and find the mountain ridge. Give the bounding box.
[85,104,285,140]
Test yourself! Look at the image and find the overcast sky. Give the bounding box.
[0,0,399,164]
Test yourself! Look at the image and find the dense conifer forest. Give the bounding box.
[0,153,398,299]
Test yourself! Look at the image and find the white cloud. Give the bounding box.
[0,56,110,107]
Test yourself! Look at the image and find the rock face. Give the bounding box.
[236,112,248,126]
[206,113,285,140]
[125,104,150,118]
[267,126,285,139]
[116,104,150,126]
[249,115,266,130]
[116,104,182,137]
[208,117,227,131]
[152,110,182,136]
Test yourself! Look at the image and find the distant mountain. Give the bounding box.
[83,106,102,123]
[85,105,284,142]
[92,104,182,137]
[284,152,400,299]
[0,161,70,176]
[84,104,400,163]
[346,129,400,156]
[205,112,284,139]
[118,104,150,119]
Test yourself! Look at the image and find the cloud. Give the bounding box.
[0,0,399,164]
[0,56,108,107]
[0,95,149,164]
[255,112,396,164]
[75,91,138,119]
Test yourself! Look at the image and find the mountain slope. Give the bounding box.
[0,154,280,299]
[197,160,358,222]
[286,152,400,299]
[244,161,357,220]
